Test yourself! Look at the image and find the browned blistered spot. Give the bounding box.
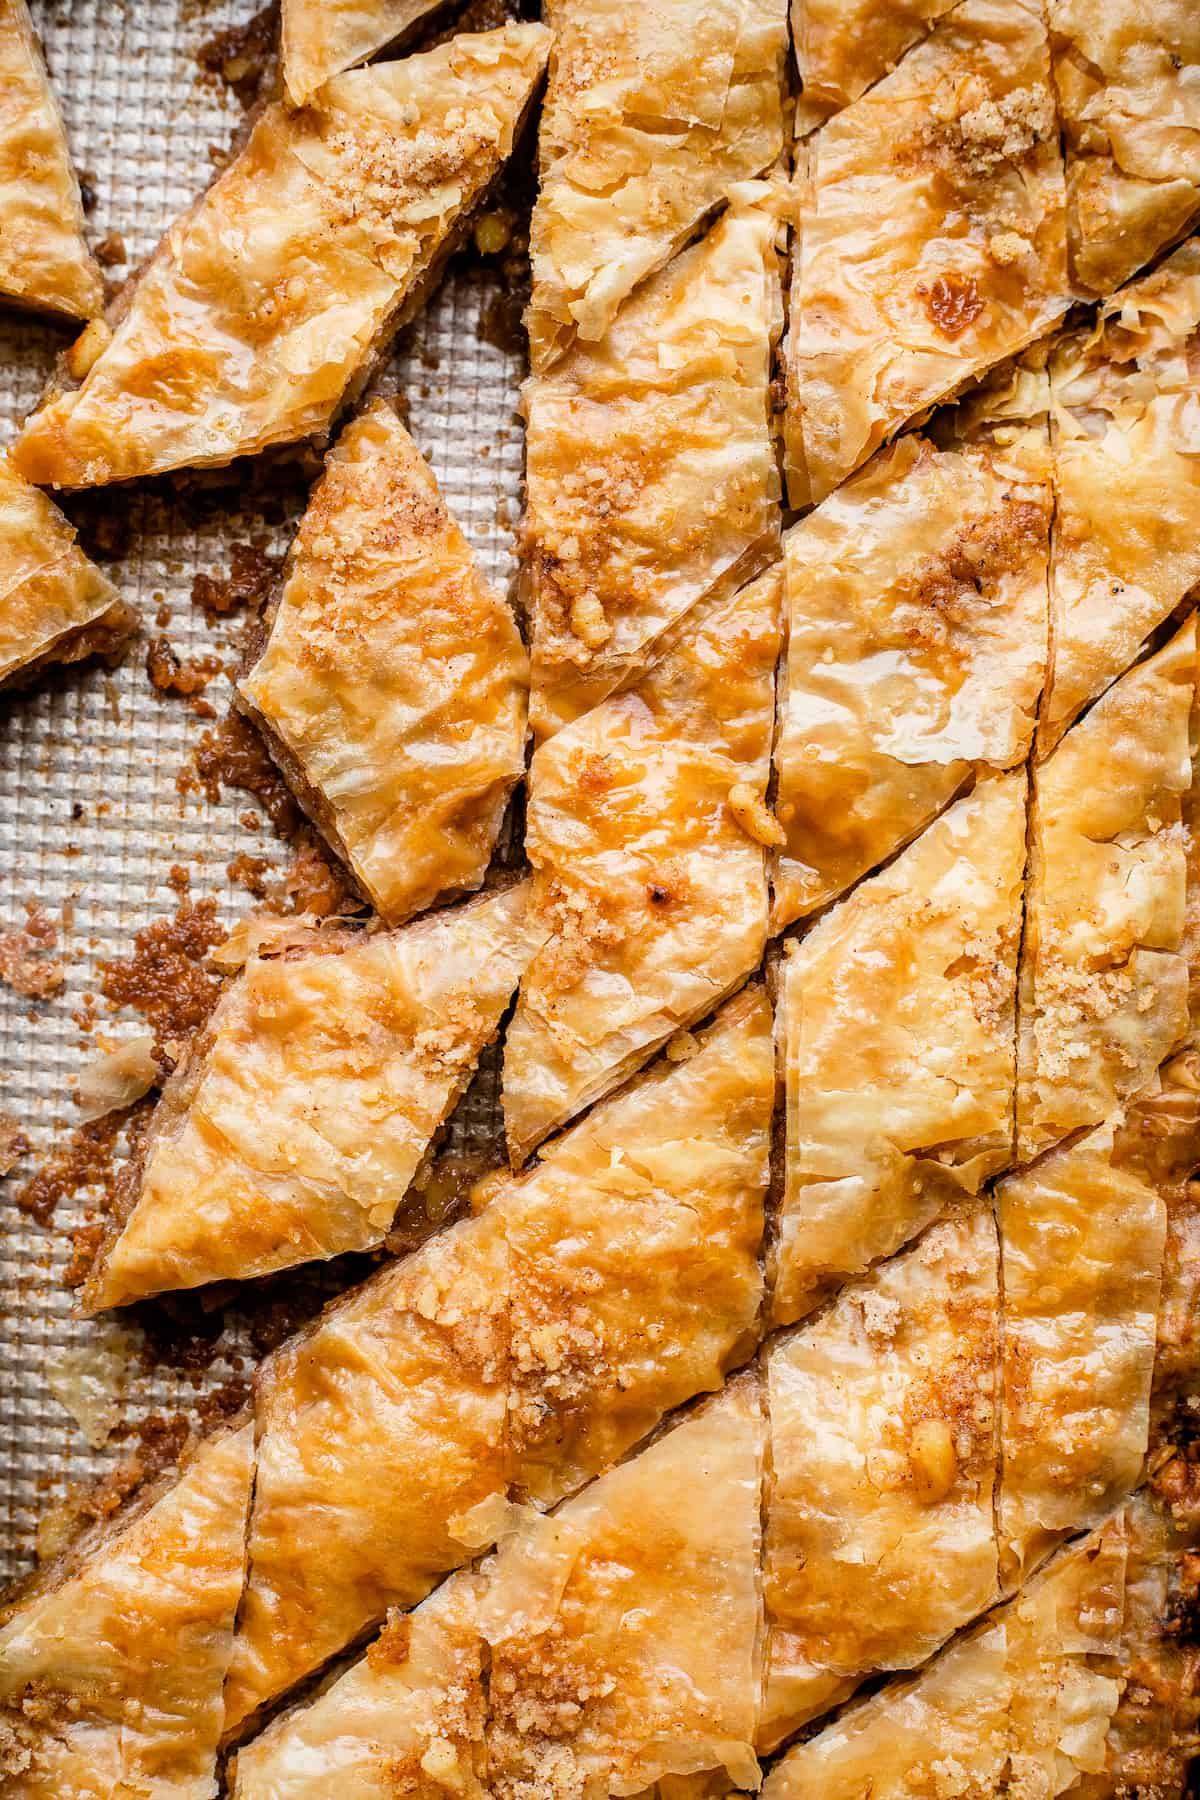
[923,272,986,339]
[576,752,615,798]
[368,1611,414,1672]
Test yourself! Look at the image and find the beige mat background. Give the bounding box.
[0,0,526,1584]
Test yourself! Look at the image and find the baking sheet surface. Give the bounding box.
[0,0,526,1584]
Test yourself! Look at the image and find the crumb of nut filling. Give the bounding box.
[0,905,65,1001]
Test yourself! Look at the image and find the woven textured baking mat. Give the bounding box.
[0,0,526,1585]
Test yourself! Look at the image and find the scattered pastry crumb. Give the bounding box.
[0,905,64,1000]
[0,1114,30,1177]
[75,1035,160,1122]
[184,710,300,834]
[145,636,223,699]
[191,540,282,618]
[15,1106,143,1227]
[97,897,226,1057]
[195,2,278,107]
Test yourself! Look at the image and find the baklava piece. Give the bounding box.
[239,401,528,925]
[12,25,550,489]
[503,570,780,1162]
[1041,241,1200,751]
[0,455,134,690]
[773,775,1025,1325]
[784,0,1068,506]
[763,1483,1199,1794]
[1050,0,1200,294]
[224,1206,513,1731]
[0,0,103,320]
[230,1575,488,1800]
[791,0,959,135]
[225,989,771,1726]
[761,1204,999,1752]
[281,0,442,105]
[1017,620,1196,1164]
[84,886,539,1311]
[771,428,1050,928]
[0,1425,253,1799]
[1140,1059,1200,1431]
[998,1119,1166,1581]
[484,1378,765,1800]
[523,192,782,738]
[502,986,772,1505]
[232,1379,765,1798]
[527,0,786,368]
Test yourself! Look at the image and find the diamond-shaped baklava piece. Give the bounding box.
[773,775,1025,1325]
[1017,619,1196,1163]
[523,191,782,738]
[998,1119,1165,1581]
[504,569,780,1162]
[1041,241,1200,752]
[240,401,528,925]
[1050,0,1200,294]
[784,0,1067,506]
[13,25,550,489]
[84,887,539,1311]
[772,427,1049,928]
[762,1203,999,1750]
[0,0,103,320]
[527,0,786,368]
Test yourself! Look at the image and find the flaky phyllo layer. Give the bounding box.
[7,3,1200,1798]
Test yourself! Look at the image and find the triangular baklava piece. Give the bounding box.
[85,885,539,1311]
[783,0,1068,506]
[764,1483,1198,1795]
[523,192,782,738]
[773,774,1025,1325]
[762,1203,999,1752]
[225,989,771,1727]
[239,401,528,925]
[0,1424,253,1799]
[997,1117,1166,1582]
[502,986,772,1505]
[0,454,134,689]
[12,24,550,490]
[230,1574,488,1800]
[1041,241,1200,751]
[527,0,786,368]
[281,0,442,105]
[1017,620,1196,1164]
[484,1378,765,1800]
[772,428,1050,928]
[503,569,780,1162]
[0,0,103,320]
[791,0,960,135]
[1050,0,1200,295]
